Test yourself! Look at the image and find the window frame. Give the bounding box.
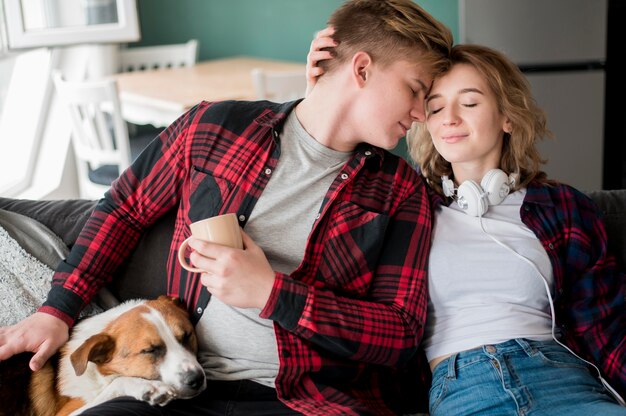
[0,47,57,196]
[2,0,140,50]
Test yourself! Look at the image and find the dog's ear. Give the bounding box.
[70,333,115,376]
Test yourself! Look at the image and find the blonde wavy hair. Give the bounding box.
[408,44,553,196]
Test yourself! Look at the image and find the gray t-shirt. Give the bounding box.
[196,111,351,387]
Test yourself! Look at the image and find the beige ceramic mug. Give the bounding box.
[177,213,243,273]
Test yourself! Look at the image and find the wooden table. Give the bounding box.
[110,56,305,127]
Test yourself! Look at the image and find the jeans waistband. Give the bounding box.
[436,338,559,380]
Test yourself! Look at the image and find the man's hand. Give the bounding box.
[0,312,69,371]
[306,26,338,96]
[189,230,276,310]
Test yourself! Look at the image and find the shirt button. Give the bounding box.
[265,168,272,175]
[548,243,554,249]
[315,213,320,220]
[340,173,348,180]
[238,214,246,222]
[273,130,279,138]
[196,307,203,314]
[364,150,372,156]
[524,206,530,211]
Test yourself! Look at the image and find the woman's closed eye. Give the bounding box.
[428,106,443,115]
[428,102,477,115]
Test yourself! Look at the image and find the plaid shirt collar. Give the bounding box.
[255,99,386,167]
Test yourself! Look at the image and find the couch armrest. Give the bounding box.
[0,209,68,270]
[0,197,96,247]
[0,197,171,302]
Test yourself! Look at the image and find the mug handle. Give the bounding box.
[177,237,204,273]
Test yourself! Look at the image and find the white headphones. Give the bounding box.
[442,169,516,217]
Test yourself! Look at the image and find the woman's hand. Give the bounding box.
[306,26,338,96]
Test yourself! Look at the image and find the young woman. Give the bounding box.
[308,35,626,415]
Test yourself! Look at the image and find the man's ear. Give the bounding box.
[351,51,372,88]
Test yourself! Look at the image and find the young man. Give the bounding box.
[0,1,452,414]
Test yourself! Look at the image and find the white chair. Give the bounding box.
[52,72,131,199]
[251,68,307,102]
[118,39,199,72]
[118,40,199,150]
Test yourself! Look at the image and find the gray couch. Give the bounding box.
[0,197,170,303]
[0,189,624,310]
[0,191,624,416]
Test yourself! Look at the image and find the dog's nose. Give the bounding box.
[184,368,205,390]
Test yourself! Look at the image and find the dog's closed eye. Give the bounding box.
[140,345,165,358]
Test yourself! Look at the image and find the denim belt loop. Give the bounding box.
[446,352,459,380]
[515,338,536,357]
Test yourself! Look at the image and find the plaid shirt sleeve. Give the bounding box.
[523,182,626,399]
[38,103,200,326]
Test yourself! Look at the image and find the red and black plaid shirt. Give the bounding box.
[41,100,432,415]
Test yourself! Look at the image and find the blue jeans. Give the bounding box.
[429,339,626,416]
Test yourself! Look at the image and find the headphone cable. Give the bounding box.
[477,215,625,406]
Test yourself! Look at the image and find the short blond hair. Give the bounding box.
[322,0,452,77]
[408,44,553,196]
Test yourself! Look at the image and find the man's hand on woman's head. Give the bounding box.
[306,26,339,96]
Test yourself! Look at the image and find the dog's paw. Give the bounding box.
[139,380,177,406]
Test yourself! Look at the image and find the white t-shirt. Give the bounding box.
[423,189,555,362]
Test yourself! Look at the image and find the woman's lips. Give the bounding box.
[440,133,468,143]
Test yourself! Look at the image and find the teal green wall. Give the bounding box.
[134,0,459,63]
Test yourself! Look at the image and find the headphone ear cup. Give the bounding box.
[442,176,456,197]
[457,180,488,217]
[481,169,510,205]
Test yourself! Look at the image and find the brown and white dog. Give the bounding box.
[0,295,206,416]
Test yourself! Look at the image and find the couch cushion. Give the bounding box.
[0,197,96,247]
[0,197,170,302]
[110,209,173,301]
[0,210,107,324]
[586,189,626,268]
[0,209,68,270]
